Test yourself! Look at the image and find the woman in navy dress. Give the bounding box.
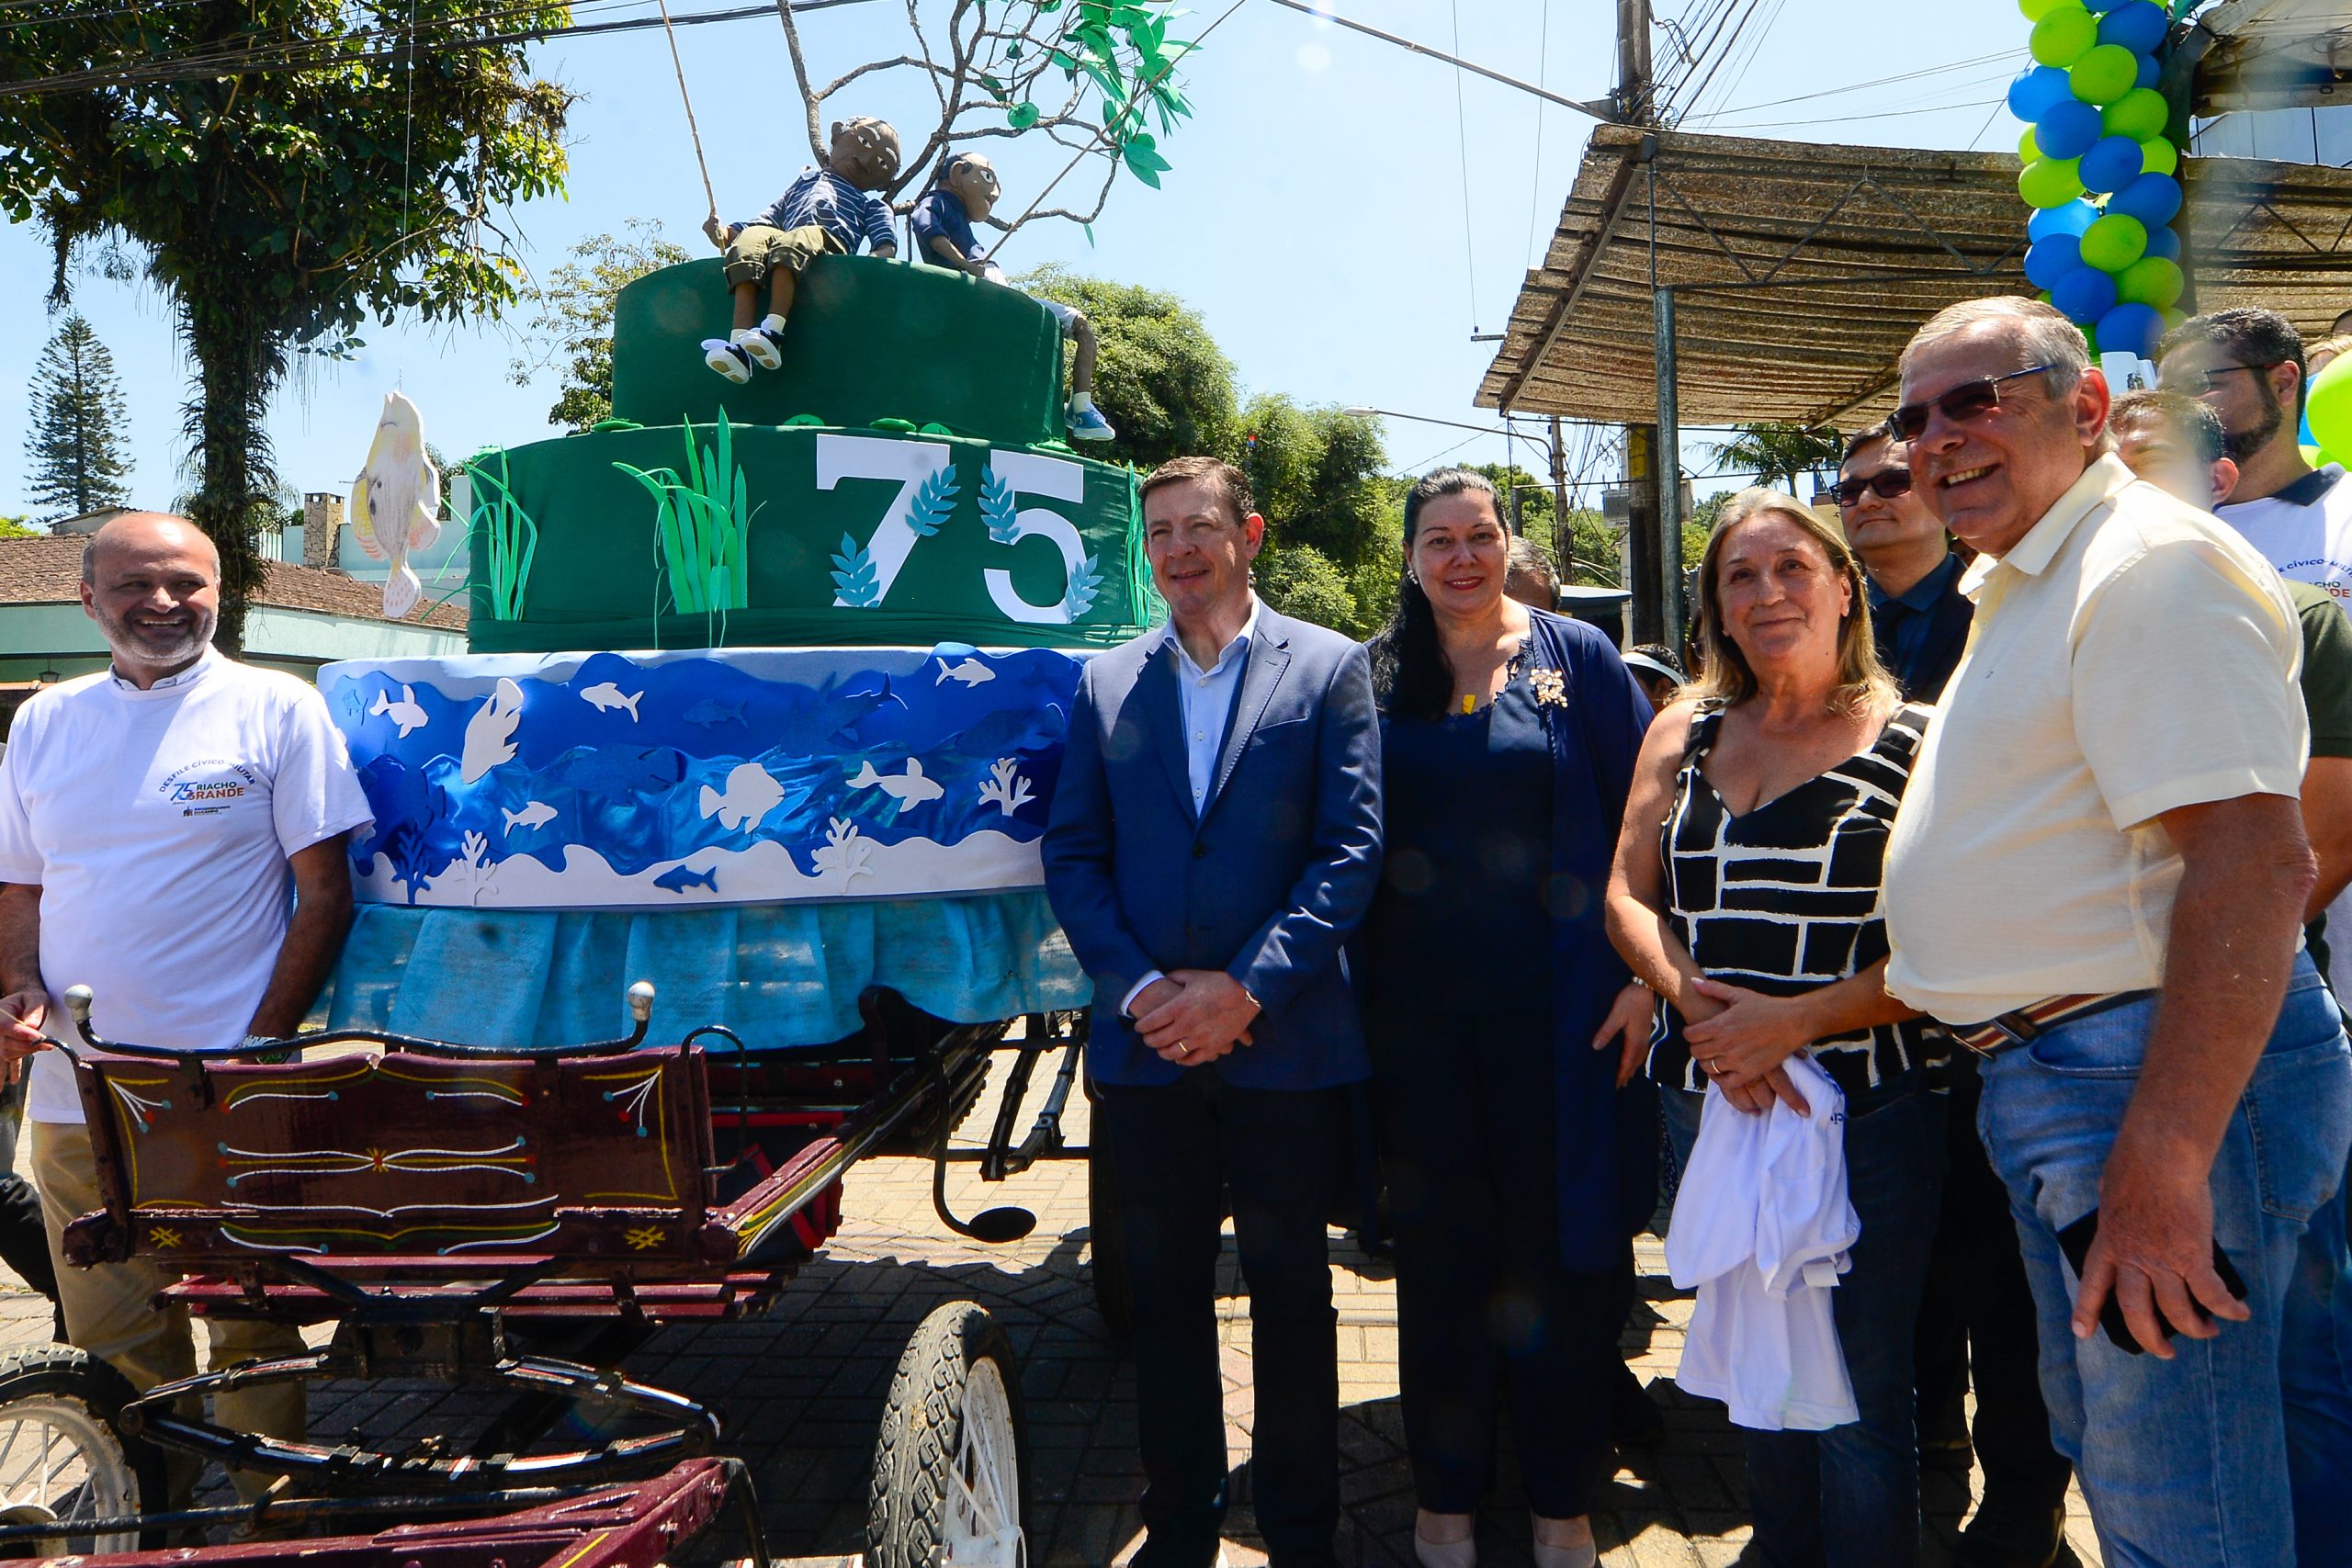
[1363,469,1657,1568]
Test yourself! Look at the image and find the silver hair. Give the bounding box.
[1898,295,2090,388]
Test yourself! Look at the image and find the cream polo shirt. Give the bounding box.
[1883,454,2306,1026]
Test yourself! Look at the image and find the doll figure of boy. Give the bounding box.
[909,152,1114,442]
[699,117,901,383]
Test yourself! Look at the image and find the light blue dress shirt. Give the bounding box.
[1124,597,1262,1015]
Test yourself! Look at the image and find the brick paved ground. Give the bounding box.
[0,1072,2104,1566]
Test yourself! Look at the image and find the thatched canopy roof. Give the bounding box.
[1476,124,2352,429]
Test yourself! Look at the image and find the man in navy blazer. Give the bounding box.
[1044,456,1381,1568]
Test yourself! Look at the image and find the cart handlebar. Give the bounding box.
[49,979,660,1063]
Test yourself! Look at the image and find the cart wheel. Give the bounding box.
[0,1346,161,1557]
[1087,1134,1133,1341]
[867,1301,1025,1568]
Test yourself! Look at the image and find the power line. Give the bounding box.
[1522,0,1552,273]
[1449,0,1479,333]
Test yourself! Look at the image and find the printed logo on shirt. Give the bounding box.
[2280,558,2352,600]
[158,758,259,817]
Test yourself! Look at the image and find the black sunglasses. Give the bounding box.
[1886,364,2057,442]
[2158,362,2278,397]
[1832,467,1914,507]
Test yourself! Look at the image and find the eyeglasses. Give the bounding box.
[1831,467,1914,507]
[2158,362,2278,397]
[1885,364,2057,442]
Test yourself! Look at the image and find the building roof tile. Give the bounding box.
[0,536,467,629]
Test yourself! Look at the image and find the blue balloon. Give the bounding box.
[2080,134,2145,194]
[2009,64,2075,122]
[2098,301,2164,358]
[2136,51,2161,89]
[2036,97,2104,160]
[2144,225,2182,262]
[2109,170,2184,226]
[2026,234,2086,289]
[2030,199,2101,241]
[2083,0,2132,10]
[2052,265,2120,325]
[2097,0,2167,53]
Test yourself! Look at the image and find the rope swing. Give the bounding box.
[654,0,719,226]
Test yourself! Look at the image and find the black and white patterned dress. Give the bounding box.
[1649,699,1944,1097]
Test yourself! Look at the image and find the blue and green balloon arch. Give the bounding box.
[2011,0,2188,359]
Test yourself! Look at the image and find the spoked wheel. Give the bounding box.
[867,1301,1024,1568]
[0,1347,162,1557]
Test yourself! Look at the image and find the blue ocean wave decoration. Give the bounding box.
[325,646,1084,908]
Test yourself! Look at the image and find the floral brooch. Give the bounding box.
[1530,668,1567,709]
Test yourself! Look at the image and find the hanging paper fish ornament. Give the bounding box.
[349,389,442,620]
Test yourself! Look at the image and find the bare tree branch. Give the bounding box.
[771,0,825,165]
[815,54,949,100]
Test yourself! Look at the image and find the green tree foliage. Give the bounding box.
[1023,265,1237,470]
[509,220,689,433]
[0,2,572,646]
[23,314,132,524]
[0,516,39,539]
[1707,423,1844,492]
[1238,397,1385,566]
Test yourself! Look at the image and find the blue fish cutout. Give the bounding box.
[652,863,719,895]
[551,746,686,796]
[681,699,747,729]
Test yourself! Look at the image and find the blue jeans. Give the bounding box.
[1663,1074,1947,1568]
[1978,958,2352,1568]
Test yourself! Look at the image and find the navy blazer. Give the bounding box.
[1042,606,1384,1089]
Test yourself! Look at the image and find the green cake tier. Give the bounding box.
[612,255,1066,447]
[468,257,1158,652]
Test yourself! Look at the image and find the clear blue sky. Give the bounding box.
[0,0,2021,518]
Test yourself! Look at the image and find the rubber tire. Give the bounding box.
[1086,1129,1133,1341]
[865,1301,1024,1568]
[0,1344,165,1554]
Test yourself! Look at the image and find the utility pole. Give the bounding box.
[1548,416,1572,582]
[1617,0,1664,645]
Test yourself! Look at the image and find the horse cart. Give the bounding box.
[0,975,1093,1566]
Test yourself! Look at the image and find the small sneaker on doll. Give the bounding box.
[909,152,1116,443]
[700,117,901,383]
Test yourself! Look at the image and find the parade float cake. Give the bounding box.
[318,256,1154,1046]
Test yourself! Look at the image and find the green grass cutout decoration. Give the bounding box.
[466,450,538,622]
[614,412,758,634]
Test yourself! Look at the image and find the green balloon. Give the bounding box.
[2019,0,2066,17]
[2140,134,2178,176]
[2104,87,2169,141]
[2081,212,2150,272]
[2071,43,2141,105]
[2030,5,2098,68]
[2306,354,2352,468]
[2117,254,2185,310]
[2162,307,2187,332]
[2019,156,2087,209]
[2020,126,2042,162]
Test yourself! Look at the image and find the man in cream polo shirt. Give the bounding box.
[0,513,372,1499]
[1882,298,2352,1567]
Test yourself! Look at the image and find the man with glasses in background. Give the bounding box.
[2159,308,2352,599]
[1883,297,2352,1566]
[1836,428,2071,1568]
[1834,429,1973,704]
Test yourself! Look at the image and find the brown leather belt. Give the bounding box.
[1946,990,2157,1058]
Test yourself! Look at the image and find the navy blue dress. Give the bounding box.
[1362,611,1652,1518]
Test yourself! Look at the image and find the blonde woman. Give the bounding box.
[1604,490,1947,1568]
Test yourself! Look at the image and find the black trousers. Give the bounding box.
[1368,1006,1622,1519]
[1095,1071,1348,1568]
[1911,1058,2073,1515]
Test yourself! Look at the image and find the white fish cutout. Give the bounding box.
[461,678,525,783]
[581,682,642,721]
[368,683,428,739]
[699,762,785,832]
[349,389,442,621]
[848,757,945,807]
[936,658,996,687]
[502,800,557,836]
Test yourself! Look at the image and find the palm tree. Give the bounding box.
[1707,423,1847,494]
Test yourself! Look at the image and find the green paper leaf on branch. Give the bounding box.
[1009,102,1041,130]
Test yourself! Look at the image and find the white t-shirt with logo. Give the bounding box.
[0,650,373,1123]
[2217,465,2352,604]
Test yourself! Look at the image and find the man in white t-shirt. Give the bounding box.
[0,513,373,1497]
[2159,307,2352,602]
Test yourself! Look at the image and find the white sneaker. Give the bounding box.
[737,322,785,372]
[702,337,752,384]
